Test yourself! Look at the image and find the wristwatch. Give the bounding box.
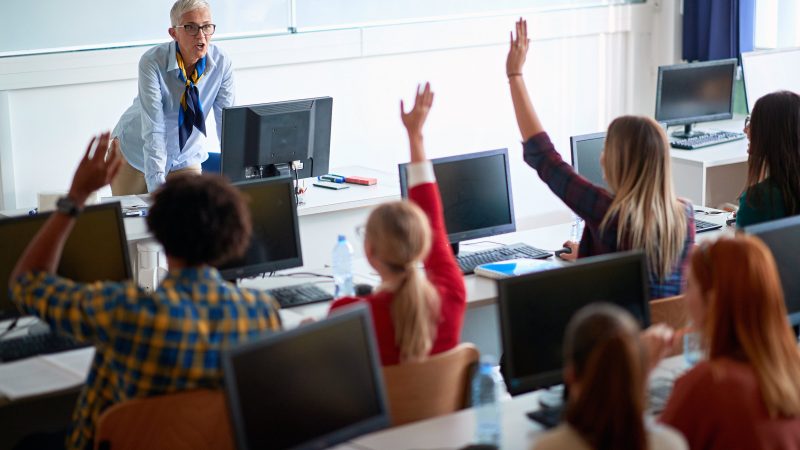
[56,196,83,217]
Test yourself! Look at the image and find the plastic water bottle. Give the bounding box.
[570,213,585,242]
[472,356,502,445]
[332,235,355,298]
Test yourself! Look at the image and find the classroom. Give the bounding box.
[3,0,800,449]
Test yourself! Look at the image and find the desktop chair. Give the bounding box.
[94,389,234,450]
[381,343,479,426]
[650,295,689,356]
[201,152,221,174]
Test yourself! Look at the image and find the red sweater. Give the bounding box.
[660,358,800,450]
[329,181,467,366]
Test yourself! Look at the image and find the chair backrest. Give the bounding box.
[201,152,221,174]
[650,294,689,356]
[94,389,234,450]
[381,343,480,426]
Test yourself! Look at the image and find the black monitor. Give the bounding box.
[655,58,737,138]
[398,148,515,254]
[570,132,608,190]
[0,203,132,320]
[498,251,650,396]
[221,97,332,182]
[218,176,303,280]
[743,216,800,326]
[222,304,390,450]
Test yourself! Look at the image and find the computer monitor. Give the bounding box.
[570,132,608,190]
[222,304,390,450]
[398,148,515,254]
[218,176,303,280]
[655,58,738,138]
[743,215,800,326]
[0,203,132,320]
[221,97,332,182]
[498,251,650,396]
[742,48,800,113]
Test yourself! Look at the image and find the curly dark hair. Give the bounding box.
[146,175,251,267]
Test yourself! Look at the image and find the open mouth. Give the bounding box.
[195,43,206,51]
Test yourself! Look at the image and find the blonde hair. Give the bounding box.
[692,236,800,417]
[601,116,687,280]
[170,0,210,26]
[366,201,440,363]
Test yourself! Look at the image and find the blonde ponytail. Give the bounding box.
[366,201,441,363]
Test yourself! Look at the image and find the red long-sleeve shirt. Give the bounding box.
[329,178,466,366]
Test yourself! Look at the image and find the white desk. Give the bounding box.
[669,117,749,207]
[350,355,689,450]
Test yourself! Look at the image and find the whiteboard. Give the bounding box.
[742,48,800,112]
[0,0,290,56]
[294,0,636,30]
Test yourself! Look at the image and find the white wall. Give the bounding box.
[0,2,681,229]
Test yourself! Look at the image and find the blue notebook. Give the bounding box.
[474,258,560,279]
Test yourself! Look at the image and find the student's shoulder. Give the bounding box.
[648,423,689,450]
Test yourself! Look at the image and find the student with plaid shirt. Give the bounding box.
[506,19,695,299]
[9,132,281,450]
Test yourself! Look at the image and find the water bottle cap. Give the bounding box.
[338,235,346,242]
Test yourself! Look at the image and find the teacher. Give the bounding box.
[111,0,234,195]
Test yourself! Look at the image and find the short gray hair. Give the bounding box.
[170,0,211,26]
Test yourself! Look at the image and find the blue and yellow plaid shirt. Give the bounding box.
[12,266,281,450]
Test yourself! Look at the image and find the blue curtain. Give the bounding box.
[683,0,755,62]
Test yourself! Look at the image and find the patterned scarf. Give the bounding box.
[176,46,207,151]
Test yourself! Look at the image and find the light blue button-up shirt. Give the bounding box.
[113,41,234,192]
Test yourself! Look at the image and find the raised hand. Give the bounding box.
[506,18,529,77]
[68,132,123,206]
[401,82,434,138]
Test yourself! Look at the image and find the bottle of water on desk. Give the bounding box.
[570,213,585,242]
[472,356,502,445]
[332,235,355,298]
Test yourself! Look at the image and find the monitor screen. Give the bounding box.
[742,48,800,113]
[217,176,303,280]
[0,203,132,320]
[398,148,515,244]
[744,216,800,325]
[221,97,332,183]
[223,305,389,450]
[498,251,650,396]
[570,132,608,190]
[655,59,737,126]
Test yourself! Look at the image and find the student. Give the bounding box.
[534,303,687,450]
[736,91,800,227]
[9,133,281,450]
[660,236,800,449]
[329,83,466,365]
[505,19,694,299]
[111,0,234,195]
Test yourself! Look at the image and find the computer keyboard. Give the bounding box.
[0,331,90,363]
[267,283,334,308]
[670,130,745,149]
[695,218,722,233]
[456,243,552,275]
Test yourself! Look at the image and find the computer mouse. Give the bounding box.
[355,283,374,296]
[554,246,573,257]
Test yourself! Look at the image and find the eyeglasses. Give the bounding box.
[175,23,216,36]
[744,115,751,128]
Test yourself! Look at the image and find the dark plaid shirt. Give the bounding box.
[12,266,281,450]
[523,132,695,299]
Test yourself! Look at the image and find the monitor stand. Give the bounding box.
[244,163,291,179]
[670,123,706,139]
[450,242,461,256]
[526,384,567,430]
